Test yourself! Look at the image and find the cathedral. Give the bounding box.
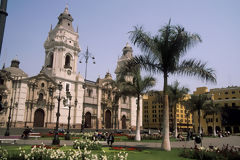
[0,7,142,130]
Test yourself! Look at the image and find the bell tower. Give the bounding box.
[43,6,80,80]
[115,43,133,80]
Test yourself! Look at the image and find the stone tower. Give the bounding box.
[115,42,133,80]
[43,6,81,80]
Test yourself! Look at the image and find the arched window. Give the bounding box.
[64,55,71,69]
[0,78,4,85]
[47,53,53,68]
[38,93,43,101]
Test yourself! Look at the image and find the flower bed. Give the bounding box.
[31,144,61,150]
[127,134,161,140]
[180,144,240,160]
[73,139,102,150]
[41,132,65,138]
[1,143,128,160]
[111,147,141,151]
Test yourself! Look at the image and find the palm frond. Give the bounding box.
[129,26,156,55]
[176,59,216,83]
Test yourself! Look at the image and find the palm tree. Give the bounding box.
[184,94,209,135]
[205,100,221,136]
[127,20,216,150]
[168,81,189,139]
[119,65,155,141]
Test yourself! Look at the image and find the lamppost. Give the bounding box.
[52,82,63,145]
[48,86,54,125]
[65,90,72,140]
[79,47,95,132]
[0,0,8,56]
[4,98,13,136]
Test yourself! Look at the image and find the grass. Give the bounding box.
[1,145,190,160]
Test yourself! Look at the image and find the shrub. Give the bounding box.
[180,145,240,160]
[73,139,102,150]
[2,144,128,160]
[0,146,8,160]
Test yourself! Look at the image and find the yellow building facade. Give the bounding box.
[192,86,240,135]
[142,91,192,132]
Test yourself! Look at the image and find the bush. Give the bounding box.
[0,146,8,160]
[180,145,240,160]
[73,139,102,150]
[2,144,128,160]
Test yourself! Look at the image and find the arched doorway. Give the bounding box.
[105,110,111,129]
[208,126,213,134]
[85,112,91,128]
[122,115,126,129]
[34,109,45,127]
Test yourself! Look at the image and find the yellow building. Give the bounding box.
[210,86,240,133]
[142,91,192,132]
[192,86,240,135]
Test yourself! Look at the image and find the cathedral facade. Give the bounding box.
[0,7,142,130]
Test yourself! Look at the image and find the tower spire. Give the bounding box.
[64,3,69,14]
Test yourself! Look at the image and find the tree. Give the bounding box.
[127,20,216,151]
[184,94,209,135]
[168,81,189,139]
[205,100,221,136]
[119,65,155,141]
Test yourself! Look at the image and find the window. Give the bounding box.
[87,88,93,97]
[225,92,228,94]
[66,83,70,92]
[225,98,229,99]
[232,103,236,107]
[0,78,4,85]
[64,55,71,69]
[216,118,218,122]
[218,98,222,100]
[38,93,43,101]
[232,91,235,94]
[122,96,127,104]
[232,97,236,99]
[224,103,228,107]
[47,53,53,68]
[41,83,45,88]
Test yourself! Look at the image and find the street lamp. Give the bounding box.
[0,0,8,56]
[65,90,72,140]
[79,47,95,132]
[4,98,13,136]
[52,82,63,145]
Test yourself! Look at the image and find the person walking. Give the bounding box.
[107,133,114,147]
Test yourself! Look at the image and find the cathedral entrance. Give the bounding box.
[33,109,45,127]
[122,115,127,129]
[85,112,91,128]
[105,110,111,129]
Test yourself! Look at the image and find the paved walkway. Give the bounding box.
[2,136,239,149]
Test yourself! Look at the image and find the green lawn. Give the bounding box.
[1,145,191,160]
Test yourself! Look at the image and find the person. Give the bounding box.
[107,133,114,147]
[21,126,32,139]
[177,133,184,141]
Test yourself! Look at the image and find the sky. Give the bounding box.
[0,0,240,93]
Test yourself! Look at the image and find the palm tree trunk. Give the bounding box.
[161,73,171,151]
[213,113,216,136]
[135,94,141,141]
[174,104,178,138]
[198,108,202,135]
